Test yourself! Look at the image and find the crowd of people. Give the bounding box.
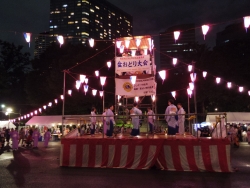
[0,127,52,151]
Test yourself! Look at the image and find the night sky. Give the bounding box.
[0,0,250,55]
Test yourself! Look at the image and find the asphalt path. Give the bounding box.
[0,141,250,188]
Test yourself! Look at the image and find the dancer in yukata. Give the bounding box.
[106,104,115,138]
[165,99,178,135]
[10,128,19,151]
[44,129,51,148]
[90,107,97,137]
[32,128,40,148]
[130,103,142,137]
[177,103,186,135]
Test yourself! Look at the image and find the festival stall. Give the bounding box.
[0,121,16,129]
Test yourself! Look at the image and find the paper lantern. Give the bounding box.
[89,38,94,47]
[173,58,177,66]
[39,108,42,113]
[135,96,139,102]
[130,76,137,85]
[187,88,192,98]
[48,102,52,107]
[107,61,111,69]
[84,78,88,84]
[120,45,125,53]
[54,99,58,104]
[117,95,121,101]
[136,39,141,47]
[188,65,193,72]
[248,91,250,96]
[243,16,250,32]
[216,77,221,84]
[100,76,106,90]
[60,95,64,100]
[43,105,47,110]
[151,95,156,102]
[203,71,207,78]
[159,70,166,83]
[84,85,88,95]
[92,89,97,96]
[57,35,64,47]
[99,91,103,97]
[125,40,130,48]
[147,38,152,51]
[144,49,148,55]
[190,73,196,82]
[80,75,86,83]
[189,82,194,90]
[68,90,72,96]
[116,41,122,48]
[76,80,81,90]
[227,82,232,88]
[95,70,99,77]
[201,25,209,40]
[34,110,37,115]
[171,91,176,99]
[239,86,244,92]
[173,31,180,42]
[23,32,31,47]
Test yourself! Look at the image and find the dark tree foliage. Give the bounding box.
[25,41,115,115]
[0,40,31,116]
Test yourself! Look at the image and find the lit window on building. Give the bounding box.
[75,21,78,23]
[95,6,100,9]
[82,12,89,15]
[108,23,111,26]
[77,3,81,6]
[90,9,94,12]
[50,11,54,14]
[95,20,99,23]
[68,21,74,24]
[112,12,115,16]
[82,0,89,4]
[77,27,80,29]
[70,12,74,15]
[63,4,68,7]
[55,11,60,13]
[68,16,71,18]
[117,30,120,33]
[81,32,89,36]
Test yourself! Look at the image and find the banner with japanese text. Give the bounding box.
[115,77,156,96]
[115,55,151,75]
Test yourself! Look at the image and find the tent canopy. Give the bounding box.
[25,115,103,127]
[206,112,250,124]
[0,121,16,129]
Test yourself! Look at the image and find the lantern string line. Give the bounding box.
[67,43,114,71]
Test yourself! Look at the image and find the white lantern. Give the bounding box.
[173,58,177,66]
[173,31,180,42]
[60,95,64,100]
[190,73,196,82]
[187,88,192,98]
[116,40,122,48]
[107,61,111,69]
[239,86,244,92]
[151,95,156,102]
[248,90,250,96]
[135,96,139,102]
[68,90,72,96]
[131,49,136,57]
[43,105,47,110]
[136,38,141,47]
[189,82,194,90]
[201,25,209,40]
[120,45,125,53]
[30,112,33,116]
[117,95,121,101]
[188,65,193,72]
[76,80,81,90]
[99,91,103,97]
[57,35,64,47]
[171,91,176,99]
[216,77,221,84]
[227,82,232,88]
[34,110,37,115]
[84,85,88,95]
[92,89,97,96]
[54,99,58,104]
[24,32,31,47]
[130,76,137,85]
[144,49,148,55]
[84,78,88,84]
[243,16,250,32]
[48,102,52,107]
[95,70,99,77]
[125,40,130,48]
[203,71,207,78]
[80,75,86,83]
[147,38,152,51]
[39,108,42,113]
[89,38,94,47]
[100,76,106,89]
[158,70,166,83]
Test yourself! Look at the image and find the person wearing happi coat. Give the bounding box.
[106,104,115,137]
[147,107,155,134]
[177,103,186,135]
[32,128,40,148]
[90,107,97,136]
[165,99,178,135]
[10,128,19,150]
[44,129,51,148]
[130,103,142,137]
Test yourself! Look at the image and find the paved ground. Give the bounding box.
[0,141,250,188]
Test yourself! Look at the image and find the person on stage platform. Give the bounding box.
[10,128,19,151]
[177,103,186,135]
[102,107,108,135]
[130,103,142,137]
[106,104,115,138]
[165,99,178,135]
[90,107,97,137]
[32,128,40,148]
[44,129,51,148]
[147,107,155,134]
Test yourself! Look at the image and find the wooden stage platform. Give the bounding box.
[60,133,233,172]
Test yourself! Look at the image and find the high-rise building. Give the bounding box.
[216,22,250,46]
[49,0,133,44]
[159,24,195,69]
[34,32,51,59]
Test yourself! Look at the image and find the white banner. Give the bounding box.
[115,55,151,75]
[115,77,156,96]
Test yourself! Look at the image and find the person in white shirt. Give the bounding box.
[177,103,186,135]
[106,104,115,137]
[102,107,108,135]
[90,107,97,136]
[165,99,178,135]
[130,103,142,137]
[147,107,155,134]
